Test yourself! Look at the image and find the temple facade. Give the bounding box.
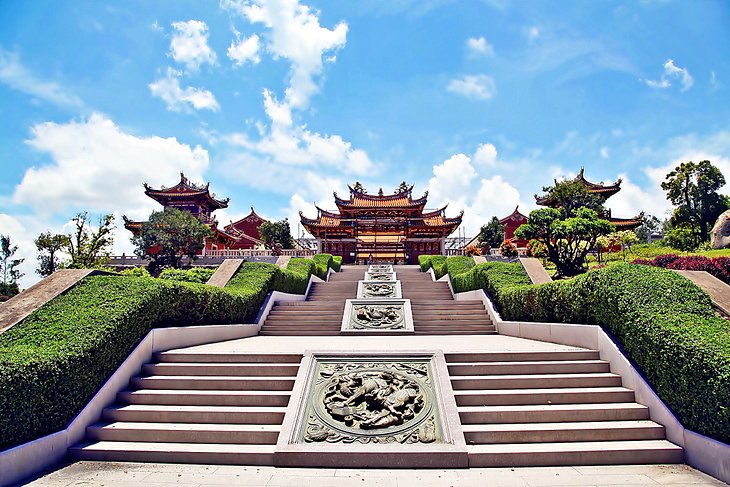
[500,206,529,247]
[535,168,643,230]
[300,184,462,264]
[124,173,266,254]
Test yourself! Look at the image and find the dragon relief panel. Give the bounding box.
[361,282,398,299]
[302,361,442,444]
[352,304,404,329]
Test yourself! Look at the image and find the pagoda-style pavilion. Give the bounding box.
[500,206,529,247]
[535,168,643,230]
[124,173,266,253]
[300,183,462,264]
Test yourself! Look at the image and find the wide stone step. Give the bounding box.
[445,350,600,362]
[415,330,498,335]
[462,421,666,444]
[118,389,291,407]
[411,309,486,316]
[458,403,650,424]
[87,422,281,444]
[447,360,610,375]
[264,318,342,324]
[466,440,683,467]
[70,441,275,465]
[153,353,302,364]
[260,330,341,336]
[454,387,635,406]
[103,404,287,424]
[450,373,622,390]
[414,321,491,326]
[142,363,300,377]
[132,375,296,391]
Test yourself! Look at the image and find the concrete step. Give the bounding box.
[103,404,287,424]
[447,360,610,375]
[153,353,302,364]
[87,422,281,444]
[141,363,300,377]
[260,330,341,336]
[70,441,275,465]
[414,321,491,326]
[454,387,635,406]
[458,403,650,424]
[450,373,623,390]
[467,440,683,467]
[118,389,291,407]
[415,330,498,335]
[263,318,342,324]
[132,375,296,391]
[445,351,600,362]
[462,421,666,444]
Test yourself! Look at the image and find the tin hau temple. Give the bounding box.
[300,183,463,264]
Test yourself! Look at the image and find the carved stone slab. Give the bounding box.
[364,271,397,281]
[341,299,414,334]
[368,264,393,273]
[356,280,402,299]
[276,351,468,468]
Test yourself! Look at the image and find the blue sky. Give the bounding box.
[2,0,730,286]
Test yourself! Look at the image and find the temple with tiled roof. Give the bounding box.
[500,206,529,247]
[301,183,462,264]
[124,173,266,254]
[535,168,643,230]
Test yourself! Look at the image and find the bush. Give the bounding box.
[632,254,730,284]
[331,256,343,272]
[418,255,447,273]
[313,253,334,280]
[445,256,475,280]
[158,267,215,284]
[472,262,730,444]
[119,267,152,278]
[274,258,316,294]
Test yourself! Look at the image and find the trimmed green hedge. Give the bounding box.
[470,262,730,444]
[158,267,215,284]
[331,256,343,272]
[274,258,316,294]
[418,255,447,278]
[313,253,334,280]
[445,256,475,280]
[450,261,531,295]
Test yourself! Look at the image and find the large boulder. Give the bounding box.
[711,209,730,249]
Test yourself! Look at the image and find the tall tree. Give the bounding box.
[478,217,506,248]
[133,207,212,269]
[661,160,729,242]
[539,179,606,217]
[258,219,294,250]
[634,214,662,244]
[1,235,24,297]
[35,232,70,277]
[66,212,115,268]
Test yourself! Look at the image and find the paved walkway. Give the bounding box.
[25,461,726,486]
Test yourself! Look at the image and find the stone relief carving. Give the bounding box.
[362,283,397,298]
[368,273,392,281]
[303,361,439,444]
[352,305,404,329]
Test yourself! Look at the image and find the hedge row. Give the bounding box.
[158,267,216,284]
[418,255,447,278]
[445,256,475,280]
[313,253,334,280]
[633,254,730,284]
[331,256,343,272]
[467,261,730,444]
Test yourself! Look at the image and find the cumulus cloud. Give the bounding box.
[0,47,84,109]
[228,34,261,65]
[149,68,220,112]
[466,36,494,56]
[473,143,498,167]
[170,20,218,71]
[643,59,694,92]
[447,74,496,100]
[13,113,209,218]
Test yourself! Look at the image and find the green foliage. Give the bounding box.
[274,258,316,294]
[331,256,343,272]
[158,267,216,284]
[119,267,152,278]
[34,232,69,277]
[478,217,505,249]
[499,239,518,258]
[445,256,475,279]
[133,208,213,269]
[634,214,663,244]
[418,255,446,273]
[313,253,334,280]
[662,160,729,243]
[450,261,531,295]
[470,262,730,444]
[662,227,697,251]
[65,212,115,269]
[539,178,606,217]
[516,207,614,277]
[258,219,294,250]
[1,235,23,297]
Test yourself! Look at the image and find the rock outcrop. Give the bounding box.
[711,210,730,249]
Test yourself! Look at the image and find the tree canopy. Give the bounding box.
[478,216,506,248]
[1,235,24,298]
[258,219,294,251]
[133,207,212,269]
[35,232,70,277]
[66,212,115,269]
[661,160,729,244]
[539,179,606,217]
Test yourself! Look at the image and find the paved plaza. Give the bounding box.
[25,461,727,486]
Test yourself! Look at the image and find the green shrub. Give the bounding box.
[313,253,334,280]
[274,258,316,294]
[451,261,530,295]
[119,267,151,278]
[158,267,215,284]
[418,255,447,274]
[224,262,280,321]
[331,256,342,272]
[445,256,475,279]
[474,262,730,444]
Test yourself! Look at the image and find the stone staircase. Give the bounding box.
[70,352,302,464]
[446,349,683,466]
[259,265,496,335]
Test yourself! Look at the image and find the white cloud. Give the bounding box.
[600,146,609,159]
[711,70,720,90]
[466,36,494,56]
[427,153,478,205]
[528,26,540,42]
[0,48,84,109]
[13,113,209,219]
[222,0,347,110]
[643,59,693,92]
[0,213,41,289]
[170,20,217,71]
[228,34,261,66]
[473,143,498,167]
[149,68,220,112]
[447,74,496,100]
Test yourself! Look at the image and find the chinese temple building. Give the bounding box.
[300,183,462,264]
[500,206,529,247]
[535,168,643,230]
[123,173,266,253]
